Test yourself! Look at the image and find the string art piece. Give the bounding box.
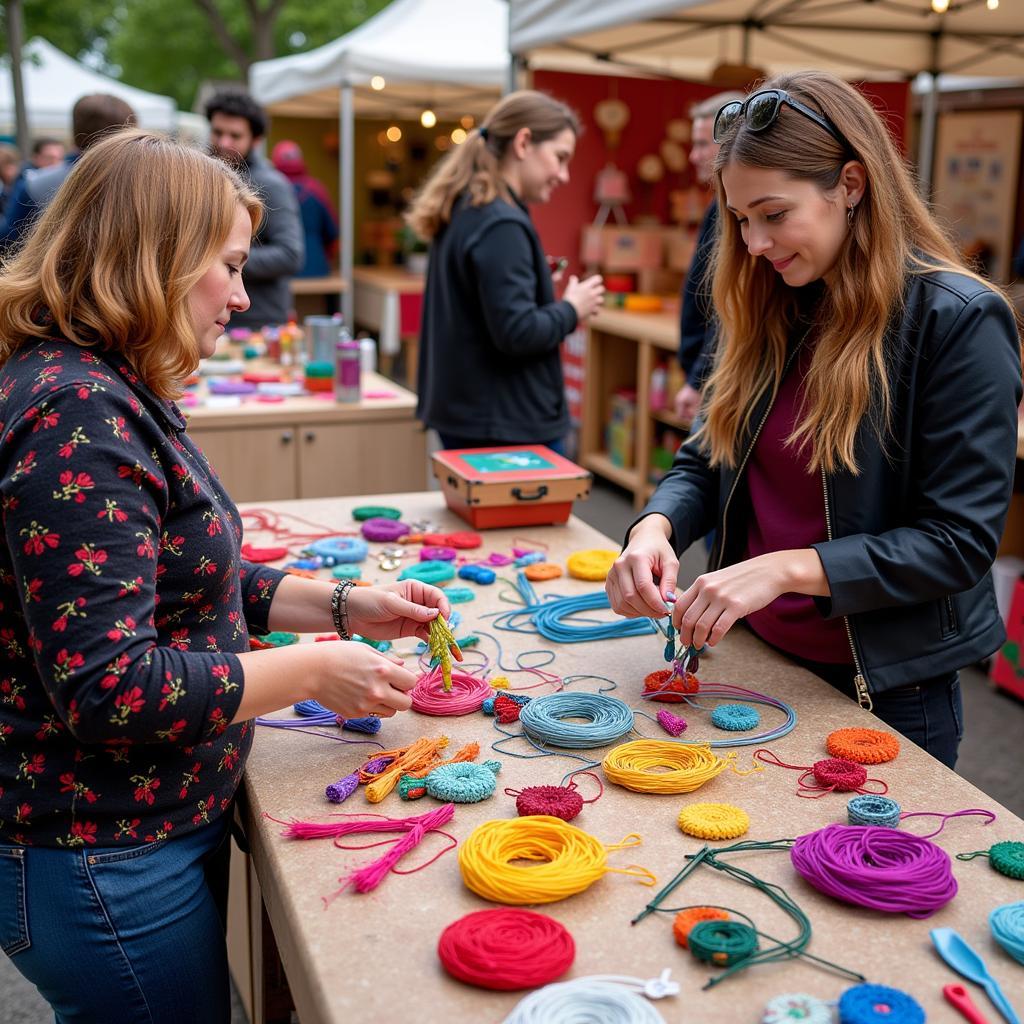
[657,708,688,736]
[437,908,576,990]
[677,803,750,841]
[761,993,833,1024]
[603,741,761,795]
[957,840,1024,879]
[754,749,887,798]
[515,551,546,568]
[398,559,455,585]
[360,516,410,542]
[711,704,761,731]
[506,771,603,822]
[458,815,655,905]
[990,901,1024,965]
[519,692,635,748]
[426,614,462,691]
[791,824,958,918]
[672,907,729,948]
[838,984,925,1024]
[352,505,402,521]
[501,972,678,1024]
[423,760,501,803]
[566,549,619,580]
[826,728,900,765]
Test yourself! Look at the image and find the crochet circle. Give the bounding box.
[847,795,901,828]
[688,920,759,967]
[524,562,563,581]
[425,761,500,803]
[397,560,456,585]
[307,535,368,564]
[761,994,833,1024]
[837,983,925,1024]
[677,802,750,840]
[360,517,411,542]
[990,901,1024,965]
[711,704,761,731]
[513,785,584,822]
[672,907,729,948]
[437,908,575,990]
[352,505,402,521]
[809,757,868,791]
[603,740,733,794]
[989,840,1024,879]
[826,727,900,765]
[566,549,619,581]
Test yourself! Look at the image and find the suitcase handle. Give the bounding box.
[512,485,548,502]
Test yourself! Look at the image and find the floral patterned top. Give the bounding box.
[0,339,287,847]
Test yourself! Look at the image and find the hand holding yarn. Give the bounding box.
[605,513,679,619]
[312,641,417,719]
[344,580,450,641]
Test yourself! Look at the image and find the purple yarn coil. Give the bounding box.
[325,772,359,804]
[790,823,957,919]
[361,517,410,542]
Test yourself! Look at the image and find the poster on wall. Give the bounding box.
[932,110,1022,284]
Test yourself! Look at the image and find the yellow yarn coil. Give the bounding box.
[566,549,619,581]
[602,740,761,794]
[458,815,656,904]
[677,802,750,840]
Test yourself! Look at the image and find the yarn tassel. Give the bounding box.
[657,709,688,737]
[325,772,360,804]
[340,716,382,735]
[362,736,451,802]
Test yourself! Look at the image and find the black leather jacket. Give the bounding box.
[635,270,1022,702]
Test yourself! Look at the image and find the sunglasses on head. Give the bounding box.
[713,89,856,157]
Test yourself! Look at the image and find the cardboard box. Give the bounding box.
[601,227,664,272]
[665,229,698,273]
[431,446,592,529]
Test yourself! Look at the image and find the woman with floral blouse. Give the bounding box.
[0,130,447,1023]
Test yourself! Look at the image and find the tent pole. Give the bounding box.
[916,72,939,201]
[340,83,354,326]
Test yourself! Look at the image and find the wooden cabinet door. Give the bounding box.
[297,419,427,498]
[188,425,298,502]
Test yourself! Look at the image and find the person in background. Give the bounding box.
[673,90,745,424]
[205,89,303,330]
[272,139,339,279]
[29,137,65,171]
[0,143,20,218]
[0,94,136,249]
[607,71,1021,769]
[0,129,446,1022]
[407,90,604,453]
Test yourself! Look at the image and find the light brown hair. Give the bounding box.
[700,69,1003,474]
[0,130,262,399]
[405,90,579,241]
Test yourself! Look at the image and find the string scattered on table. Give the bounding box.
[791,824,958,918]
[505,771,603,822]
[501,972,678,1024]
[847,796,997,837]
[603,741,761,795]
[754,748,888,798]
[437,908,575,990]
[458,815,655,905]
[410,668,490,715]
[677,803,750,841]
[838,984,925,1024]
[826,727,900,765]
[990,901,1024,965]
[957,840,1024,879]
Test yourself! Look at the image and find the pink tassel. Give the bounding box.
[657,708,688,737]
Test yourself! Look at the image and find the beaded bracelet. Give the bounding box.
[330,579,356,640]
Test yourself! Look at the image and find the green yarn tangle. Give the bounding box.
[688,920,759,967]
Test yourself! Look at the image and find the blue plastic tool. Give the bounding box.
[930,928,1020,1024]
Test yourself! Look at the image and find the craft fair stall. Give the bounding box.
[351,265,425,386]
[228,490,1024,1024]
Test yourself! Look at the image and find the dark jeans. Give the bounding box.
[782,648,963,769]
[438,432,566,456]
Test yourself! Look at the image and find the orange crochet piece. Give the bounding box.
[524,562,563,581]
[642,668,700,702]
[826,727,900,765]
[672,907,729,948]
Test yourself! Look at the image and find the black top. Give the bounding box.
[0,339,287,846]
[417,191,577,443]
[677,200,718,390]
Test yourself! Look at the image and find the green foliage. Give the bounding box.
[0,1,119,60]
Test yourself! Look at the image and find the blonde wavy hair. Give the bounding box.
[0,129,262,399]
[701,70,1004,474]
[405,90,579,241]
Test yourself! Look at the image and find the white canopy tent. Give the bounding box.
[0,37,190,138]
[249,0,511,322]
[509,0,1024,189]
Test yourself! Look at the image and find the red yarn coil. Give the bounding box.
[437,908,575,990]
[513,785,585,821]
[808,758,868,791]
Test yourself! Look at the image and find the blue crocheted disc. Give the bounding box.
[847,795,901,828]
[425,762,500,803]
[838,984,925,1024]
[710,703,761,732]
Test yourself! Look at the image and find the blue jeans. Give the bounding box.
[0,816,232,1023]
[438,432,567,456]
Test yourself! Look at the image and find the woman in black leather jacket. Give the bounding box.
[607,71,1021,768]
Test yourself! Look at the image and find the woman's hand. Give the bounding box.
[564,274,605,321]
[605,514,679,619]
[313,642,418,719]
[345,580,451,642]
[672,549,829,649]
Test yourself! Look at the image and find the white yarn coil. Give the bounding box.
[502,971,677,1024]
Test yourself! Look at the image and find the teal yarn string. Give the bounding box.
[425,761,501,803]
[990,901,1024,965]
[519,692,634,749]
[847,795,901,829]
[688,920,759,966]
[711,704,761,731]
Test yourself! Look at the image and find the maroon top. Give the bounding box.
[744,344,851,664]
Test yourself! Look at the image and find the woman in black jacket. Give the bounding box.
[606,71,1022,768]
[407,90,604,451]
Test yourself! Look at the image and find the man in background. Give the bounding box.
[673,90,745,423]
[29,138,65,171]
[205,89,303,330]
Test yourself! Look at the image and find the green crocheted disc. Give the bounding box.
[397,560,455,585]
[331,564,362,580]
[990,841,1024,879]
[259,631,300,647]
[352,505,402,521]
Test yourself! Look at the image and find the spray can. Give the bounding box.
[334,339,361,403]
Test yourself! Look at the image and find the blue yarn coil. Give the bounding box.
[838,984,925,1024]
[425,760,501,802]
[990,901,1024,965]
[519,692,634,748]
[847,795,901,828]
[306,536,368,563]
[710,704,761,731]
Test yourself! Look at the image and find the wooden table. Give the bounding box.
[183,372,426,503]
[231,492,1024,1023]
[352,265,425,385]
[288,275,347,320]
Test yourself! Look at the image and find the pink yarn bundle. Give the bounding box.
[657,708,688,736]
[411,669,493,715]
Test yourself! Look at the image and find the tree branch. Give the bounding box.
[192,0,251,74]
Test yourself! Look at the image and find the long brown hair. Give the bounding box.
[405,90,579,241]
[0,130,262,399]
[701,70,1000,474]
